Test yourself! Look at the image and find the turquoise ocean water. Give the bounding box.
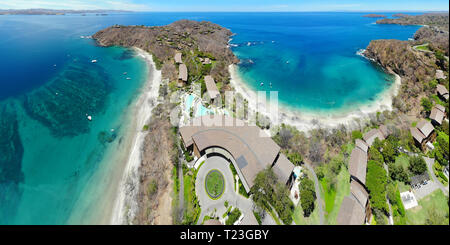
[0,12,420,224]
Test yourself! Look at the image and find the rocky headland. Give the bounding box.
[363,14,387,18]
[364,13,449,116]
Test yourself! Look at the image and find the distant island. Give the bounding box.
[363,14,387,18]
[0,9,131,15]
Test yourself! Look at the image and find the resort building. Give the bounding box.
[337,195,367,225]
[436,84,449,101]
[355,139,369,153]
[337,179,371,225]
[174,52,183,64]
[410,119,436,151]
[204,75,220,103]
[429,104,446,126]
[338,137,373,225]
[435,70,446,80]
[178,63,188,86]
[363,125,389,146]
[179,115,295,193]
[348,147,368,185]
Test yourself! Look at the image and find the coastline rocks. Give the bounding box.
[365,39,436,83]
[363,14,386,18]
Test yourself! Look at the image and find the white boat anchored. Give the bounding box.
[91,59,97,63]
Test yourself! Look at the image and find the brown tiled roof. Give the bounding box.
[204,75,220,100]
[350,180,369,208]
[180,115,283,189]
[410,127,425,143]
[178,63,188,81]
[174,52,183,64]
[430,107,445,125]
[416,119,434,138]
[435,104,445,113]
[379,124,389,138]
[355,139,369,153]
[437,84,449,97]
[363,128,385,146]
[337,195,366,225]
[348,148,367,185]
[272,153,295,185]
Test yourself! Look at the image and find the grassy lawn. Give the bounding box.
[293,200,321,225]
[320,178,337,214]
[318,166,351,225]
[405,189,449,225]
[205,170,225,199]
[397,181,411,193]
[325,167,351,225]
[394,154,410,169]
[415,44,431,51]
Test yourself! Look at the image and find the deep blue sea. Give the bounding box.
[0,12,420,224]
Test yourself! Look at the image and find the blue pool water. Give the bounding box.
[0,12,421,224]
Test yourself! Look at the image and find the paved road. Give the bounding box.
[424,157,449,196]
[303,160,325,225]
[196,156,255,224]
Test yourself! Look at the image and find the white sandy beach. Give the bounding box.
[109,48,162,224]
[228,64,402,132]
[65,48,161,225]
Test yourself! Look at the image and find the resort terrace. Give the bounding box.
[204,75,220,103]
[179,115,295,192]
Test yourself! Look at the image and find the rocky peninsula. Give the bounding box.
[363,14,387,18]
[364,13,449,117]
[93,20,239,86]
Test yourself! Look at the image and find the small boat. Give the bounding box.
[269,82,272,88]
[53,64,57,67]
[286,60,290,64]
[260,82,264,86]
[91,59,97,63]
[87,115,92,121]
[123,72,127,75]
[126,77,131,80]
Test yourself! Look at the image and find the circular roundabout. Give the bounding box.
[205,169,225,200]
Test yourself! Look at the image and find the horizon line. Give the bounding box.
[1,8,449,13]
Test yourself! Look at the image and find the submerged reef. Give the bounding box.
[0,102,25,223]
[22,62,111,138]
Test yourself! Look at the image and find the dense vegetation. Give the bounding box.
[366,160,389,224]
[299,177,316,217]
[251,168,294,224]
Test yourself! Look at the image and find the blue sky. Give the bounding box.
[0,0,448,12]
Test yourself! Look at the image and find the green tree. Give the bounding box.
[369,147,384,163]
[287,151,303,166]
[366,160,388,215]
[409,156,427,175]
[421,97,433,113]
[250,168,294,224]
[351,130,363,142]
[299,177,316,217]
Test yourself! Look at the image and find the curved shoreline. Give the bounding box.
[229,64,401,132]
[109,48,162,225]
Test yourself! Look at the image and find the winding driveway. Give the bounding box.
[196,156,255,224]
[424,157,449,195]
[303,160,325,225]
